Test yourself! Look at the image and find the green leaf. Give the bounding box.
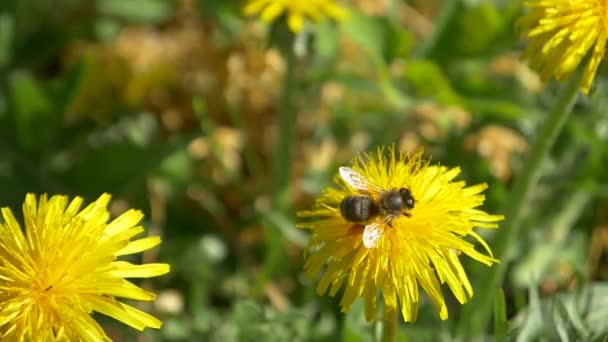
[510,283,608,341]
[342,300,374,342]
[458,4,502,54]
[9,70,54,149]
[380,17,414,60]
[402,60,462,105]
[58,138,188,196]
[514,285,544,342]
[512,191,591,288]
[262,209,308,248]
[341,10,414,65]
[466,97,530,121]
[227,300,331,342]
[97,0,173,24]
[341,10,385,66]
[0,14,14,68]
[427,2,520,61]
[379,78,411,110]
[162,317,192,340]
[315,20,339,62]
[231,301,266,342]
[156,147,191,195]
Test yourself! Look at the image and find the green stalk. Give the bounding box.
[272,43,296,210]
[265,40,296,275]
[381,310,398,342]
[458,71,582,338]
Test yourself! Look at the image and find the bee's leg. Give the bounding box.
[403,212,411,218]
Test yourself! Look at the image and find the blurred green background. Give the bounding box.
[2,0,608,341]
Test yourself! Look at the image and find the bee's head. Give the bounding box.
[399,188,416,209]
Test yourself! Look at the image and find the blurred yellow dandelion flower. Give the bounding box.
[244,0,348,33]
[298,148,503,322]
[0,193,170,340]
[518,0,608,93]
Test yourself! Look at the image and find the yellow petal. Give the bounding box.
[88,296,162,331]
[98,279,157,301]
[105,209,144,236]
[288,13,305,32]
[111,261,171,278]
[260,2,285,23]
[243,0,270,15]
[116,236,161,256]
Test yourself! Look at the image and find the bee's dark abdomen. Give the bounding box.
[340,195,376,222]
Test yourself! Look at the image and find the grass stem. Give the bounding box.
[458,71,582,338]
[265,41,297,275]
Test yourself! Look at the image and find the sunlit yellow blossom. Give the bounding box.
[0,194,170,341]
[244,0,348,33]
[517,0,608,93]
[298,148,503,322]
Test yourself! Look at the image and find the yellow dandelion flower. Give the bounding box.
[298,148,504,322]
[244,0,348,33]
[0,194,170,340]
[518,0,608,94]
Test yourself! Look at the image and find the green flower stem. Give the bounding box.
[381,311,398,342]
[272,42,296,210]
[265,42,296,275]
[458,72,582,338]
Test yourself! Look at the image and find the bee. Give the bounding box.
[339,167,416,248]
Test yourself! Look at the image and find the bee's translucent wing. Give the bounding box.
[339,167,384,193]
[362,221,385,248]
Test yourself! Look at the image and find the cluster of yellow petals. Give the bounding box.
[518,0,608,93]
[298,149,503,322]
[0,194,169,340]
[244,0,348,33]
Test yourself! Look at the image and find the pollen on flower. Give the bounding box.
[517,0,608,93]
[0,193,170,341]
[244,0,349,33]
[297,147,504,322]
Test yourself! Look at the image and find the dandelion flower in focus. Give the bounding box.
[298,148,503,322]
[0,194,170,340]
[518,0,608,93]
[244,0,348,33]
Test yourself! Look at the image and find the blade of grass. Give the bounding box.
[414,0,460,58]
[494,288,507,342]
